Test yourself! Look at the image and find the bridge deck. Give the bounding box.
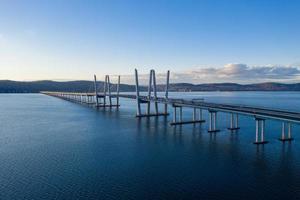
[41,91,300,123]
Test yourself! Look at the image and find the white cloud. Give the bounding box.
[119,64,300,84]
[172,64,300,84]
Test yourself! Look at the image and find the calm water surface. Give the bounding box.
[1,92,300,199]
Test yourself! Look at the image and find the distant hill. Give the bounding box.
[1,80,300,93]
[159,82,300,92]
[0,80,139,93]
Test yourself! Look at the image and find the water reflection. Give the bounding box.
[229,130,240,142]
[2,94,300,199]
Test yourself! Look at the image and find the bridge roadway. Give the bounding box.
[118,94,300,123]
[42,91,300,124]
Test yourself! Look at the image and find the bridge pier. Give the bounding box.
[228,113,240,131]
[170,106,205,125]
[208,110,220,133]
[278,122,294,142]
[254,117,268,144]
[170,105,181,124]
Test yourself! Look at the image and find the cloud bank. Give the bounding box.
[172,64,300,84]
[119,64,300,84]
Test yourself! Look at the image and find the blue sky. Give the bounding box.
[0,0,300,83]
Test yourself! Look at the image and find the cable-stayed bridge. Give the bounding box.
[42,69,300,145]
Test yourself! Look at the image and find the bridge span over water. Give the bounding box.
[42,69,300,145]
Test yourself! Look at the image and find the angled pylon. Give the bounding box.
[147,69,158,114]
[135,69,170,117]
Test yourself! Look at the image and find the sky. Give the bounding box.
[0,0,300,84]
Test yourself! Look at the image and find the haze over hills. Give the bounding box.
[1,80,300,93]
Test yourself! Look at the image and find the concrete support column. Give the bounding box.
[116,75,120,106]
[254,118,268,144]
[208,110,220,133]
[261,120,265,142]
[228,113,240,131]
[179,106,183,122]
[255,120,259,143]
[173,106,177,123]
[199,109,203,121]
[213,112,217,130]
[281,122,285,140]
[164,70,170,114]
[209,112,213,131]
[171,106,205,126]
[193,108,197,121]
[288,123,292,139]
[278,122,294,142]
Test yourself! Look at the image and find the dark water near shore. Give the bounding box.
[1,92,300,199]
